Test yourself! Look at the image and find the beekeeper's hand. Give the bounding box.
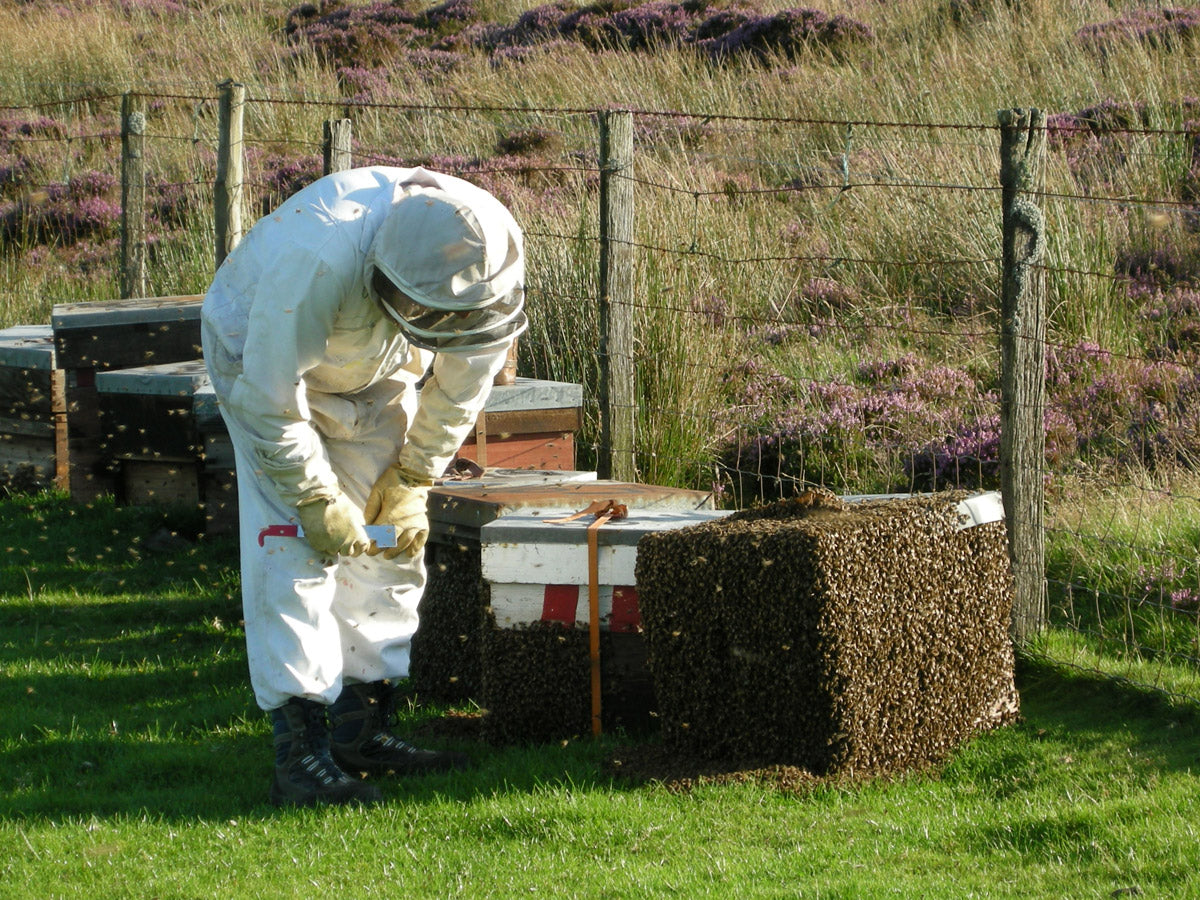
[297,492,372,558]
[364,463,432,560]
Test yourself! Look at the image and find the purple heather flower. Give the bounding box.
[703,8,873,64]
[1077,7,1200,55]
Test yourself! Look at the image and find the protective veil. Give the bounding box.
[201,166,521,711]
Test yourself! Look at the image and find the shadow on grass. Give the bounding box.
[5,653,1200,823]
[3,716,622,822]
[1016,652,1200,767]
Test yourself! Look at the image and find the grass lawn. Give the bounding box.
[3,492,1200,899]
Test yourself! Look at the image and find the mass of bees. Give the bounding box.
[414,490,1017,775]
[479,620,658,744]
[635,491,1018,778]
[410,538,489,703]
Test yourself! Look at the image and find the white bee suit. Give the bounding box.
[201,166,520,711]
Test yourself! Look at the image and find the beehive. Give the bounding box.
[635,491,1017,778]
[477,507,732,744]
[0,325,65,491]
[455,378,583,471]
[95,359,210,509]
[415,479,716,705]
[52,296,204,500]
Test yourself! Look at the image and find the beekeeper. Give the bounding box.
[201,166,525,807]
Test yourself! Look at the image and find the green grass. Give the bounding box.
[4,492,1200,899]
[1045,473,1200,697]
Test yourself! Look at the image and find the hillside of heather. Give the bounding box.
[1,0,1199,499]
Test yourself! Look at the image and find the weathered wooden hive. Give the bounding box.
[477,507,731,745]
[52,295,204,500]
[0,325,65,491]
[635,491,1018,778]
[415,479,715,708]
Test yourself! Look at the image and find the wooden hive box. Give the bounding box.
[478,507,732,744]
[635,491,1018,779]
[0,325,66,491]
[193,382,237,535]
[416,478,716,705]
[457,378,583,471]
[52,295,203,500]
[94,359,211,511]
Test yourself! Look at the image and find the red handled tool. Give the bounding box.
[257,524,399,548]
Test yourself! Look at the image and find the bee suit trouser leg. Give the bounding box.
[222,383,424,712]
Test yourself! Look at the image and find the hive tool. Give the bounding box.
[257,524,400,548]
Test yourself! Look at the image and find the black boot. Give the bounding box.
[330,681,470,777]
[269,697,383,808]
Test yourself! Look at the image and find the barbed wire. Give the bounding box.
[4,88,1200,707]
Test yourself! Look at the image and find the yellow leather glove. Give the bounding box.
[297,492,371,558]
[364,462,432,560]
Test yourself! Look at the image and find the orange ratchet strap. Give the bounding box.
[544,500,628,736]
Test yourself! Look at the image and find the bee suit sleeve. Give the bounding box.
[396,344,512,480]
[207,233,357,507]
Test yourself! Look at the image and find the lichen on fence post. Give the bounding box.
[120,91,146,299]
[323,118,352,175]
[997,107,1048,642]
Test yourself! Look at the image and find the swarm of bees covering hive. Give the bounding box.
[410,539,487,703]
[634,491,1019,778]
[479,618,659,744]
[479,621,591,744]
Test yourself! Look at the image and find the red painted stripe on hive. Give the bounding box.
[541,584,578,626]
[610,586,640,633]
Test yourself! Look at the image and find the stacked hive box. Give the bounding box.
[478,507,731,744]
[0,325,65,491]
[455,379,582,471]
[94,359,232,527]
[415,479,715,710]
[52,296,204,500]
[635,491,1018,778]
[193,383,238,534]
[51,292,584,536]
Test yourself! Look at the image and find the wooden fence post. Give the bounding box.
[998,107,1048,642]
[214,80,245,270]
[120,91,146,299]
[598,109,636,482]
[323,118,353,174]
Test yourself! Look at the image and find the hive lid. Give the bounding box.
[480,507,734,586]
[482,506,732,547]
[95,358,210,396]
[484,378,582,412]
[430,480,716,544]
[51,295,203,329]
[0,325,56,369]
[103,369,580,410]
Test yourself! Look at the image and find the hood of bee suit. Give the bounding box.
[366,183,526,352]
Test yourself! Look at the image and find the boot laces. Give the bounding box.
[298,750,353,786]
[294,700,352,784]
[368,732,422,756]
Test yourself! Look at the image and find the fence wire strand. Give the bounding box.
[3,88,1200,703]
